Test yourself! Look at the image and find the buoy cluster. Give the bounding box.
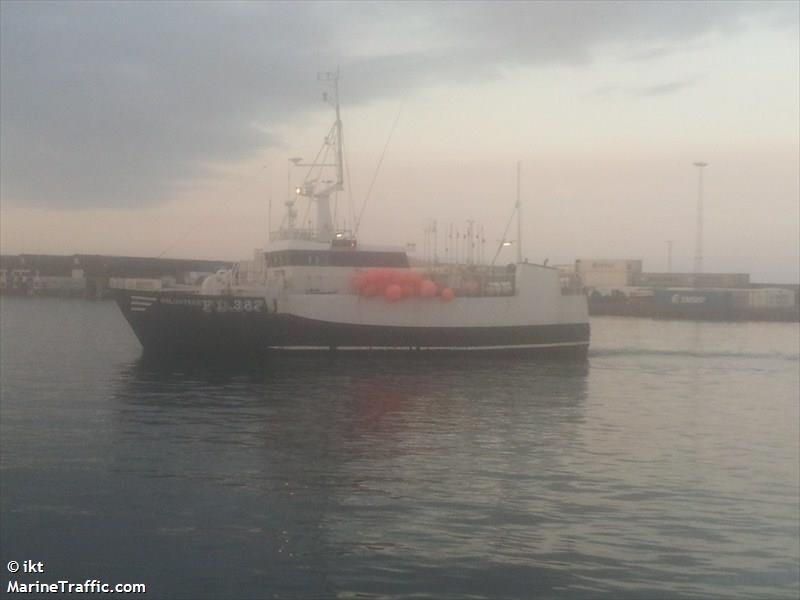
[351,269,455,302]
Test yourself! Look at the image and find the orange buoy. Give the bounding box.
[385,283,403,302]
[378,268,395,286]
[400,271,422,289]
[420,279,437,298]
[440,287,455,302]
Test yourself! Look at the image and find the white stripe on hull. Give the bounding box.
[268,341,589,351]
[129,295,156,311]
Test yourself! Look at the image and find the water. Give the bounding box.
[1,297,798,599]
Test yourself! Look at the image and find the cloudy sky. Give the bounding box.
[1,1,798,281]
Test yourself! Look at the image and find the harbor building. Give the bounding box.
[574,259,643,289]
[565,258,797,321]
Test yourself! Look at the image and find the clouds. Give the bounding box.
[1,1,795,209]
[591,77,704,99]
[1,2,325,208]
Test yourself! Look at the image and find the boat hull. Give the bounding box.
[114,290,590,358]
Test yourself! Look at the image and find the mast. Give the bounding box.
[332,69,344,192]
[282,71,345,243]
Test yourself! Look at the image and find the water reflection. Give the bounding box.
[110,355,589,599]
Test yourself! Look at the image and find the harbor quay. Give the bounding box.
[3,253,797,322]
[557,259,799,322]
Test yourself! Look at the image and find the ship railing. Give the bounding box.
[446,273,516,297]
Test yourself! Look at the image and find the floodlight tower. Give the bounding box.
[693,161,708,284]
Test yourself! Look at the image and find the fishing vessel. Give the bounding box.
[114,73,590,357]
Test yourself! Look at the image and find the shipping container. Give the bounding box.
[653,289,734,320]
[748,288,796,308]
[575,259,643,289]
[730,289,751,308]
[637,272,750,288]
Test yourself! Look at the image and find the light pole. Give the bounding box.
[693,161,708,285]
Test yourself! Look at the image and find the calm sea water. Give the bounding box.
[1,297,798,599]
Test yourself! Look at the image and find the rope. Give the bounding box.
[354,97,406,237]
[156,162,270,259]
[490,203,518,267]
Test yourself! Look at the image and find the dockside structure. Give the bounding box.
[0,254,232,298]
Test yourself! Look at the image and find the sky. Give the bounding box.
[1,1,798,282]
